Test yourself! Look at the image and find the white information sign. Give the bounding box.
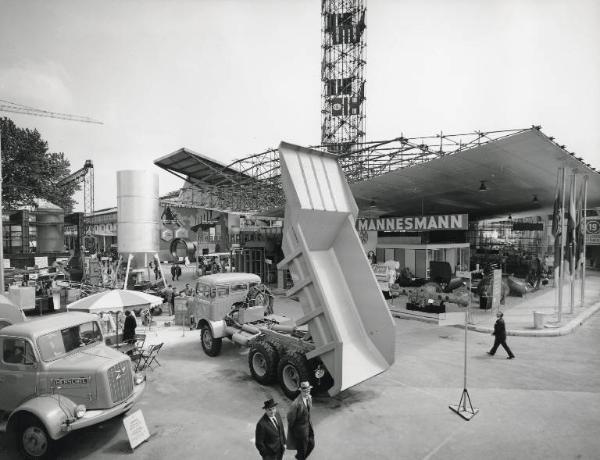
[3,259,10,268]
[123,409,150,450]
[34,256,48,269]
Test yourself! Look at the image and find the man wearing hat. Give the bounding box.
[487,312,515,359]
[255,398,286,460]
[286,381,315,459]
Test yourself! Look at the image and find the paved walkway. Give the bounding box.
[388,270,600,336]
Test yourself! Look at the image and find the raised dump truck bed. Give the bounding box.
[277,141,395,396]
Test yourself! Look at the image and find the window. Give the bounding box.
[196,284,212,299]
[215,285,229,297]
[230,283,247,293]
[37,321,102,362]
[3,338,36,365]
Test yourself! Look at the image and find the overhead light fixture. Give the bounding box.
[479,181,487,192]
[532,195,539,204]
[369,200,376,208]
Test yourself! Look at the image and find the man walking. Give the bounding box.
[287,381,315,459]
[170,264,177,282]
[255,398,286,460]
[487,312,515,359]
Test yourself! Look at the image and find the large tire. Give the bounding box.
[248,284,274,315]
[277,351,312,400]
[14,415,55,460]
[248,341,279,385]
[200,324,222,357]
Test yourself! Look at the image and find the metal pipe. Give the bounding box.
[569,172,577,314]
[155,253,167,288]
[123,254,133,290]
[241,323,261,334]
[270,324,296,334]
[581,175,588,307]
[558,167,566,322]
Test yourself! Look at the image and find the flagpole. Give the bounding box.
[581,175,588,307]
[569,172,577,314]
[558,167,566,322]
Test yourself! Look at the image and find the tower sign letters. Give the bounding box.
[356,214,468,232]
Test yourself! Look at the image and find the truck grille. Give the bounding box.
[108,360,133,403]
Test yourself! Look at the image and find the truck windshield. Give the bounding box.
[37,321,103,361]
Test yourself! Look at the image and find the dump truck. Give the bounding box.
[0,302,145,459]
[193,141,395,398]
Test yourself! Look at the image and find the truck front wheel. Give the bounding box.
[200,324,222,357]
[277,352,312,399]
[15,415,55,460]
[249,341,279,384]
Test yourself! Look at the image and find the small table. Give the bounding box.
[110,342,136,355]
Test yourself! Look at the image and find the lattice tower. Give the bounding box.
[321,0,367,170]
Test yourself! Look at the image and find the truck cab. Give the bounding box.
[0,312,145,459]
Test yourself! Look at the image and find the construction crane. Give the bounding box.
[0,98,102,292]
[57,159,95,216]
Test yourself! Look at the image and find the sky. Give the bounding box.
[1,0,599,211]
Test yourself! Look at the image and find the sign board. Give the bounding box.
[512,222,544,231]
[491,269,502,310]
[34,256,48,269]
[586,218,600,245]
[123,409,150,450]
[3,259,10,268]
[356,214,468,233]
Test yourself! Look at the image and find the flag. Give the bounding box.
[566,174,577,276]
[551,169,563,268]
[575,179,586,268]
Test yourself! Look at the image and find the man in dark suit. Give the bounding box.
[286,381,315,459]
[255,398,286,460]
[488,312,515,359]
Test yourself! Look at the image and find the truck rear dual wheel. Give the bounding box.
[277,352,312,400]
[14,415,54,460]
[200,324,222,357]
[248,341,279,384]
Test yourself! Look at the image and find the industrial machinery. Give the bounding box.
[193,142,395,398]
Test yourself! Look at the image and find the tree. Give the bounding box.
[0,117,80,212]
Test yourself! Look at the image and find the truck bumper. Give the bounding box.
[64,380,146,433]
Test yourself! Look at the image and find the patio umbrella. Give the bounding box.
[67,289,164,347]
[66,289,163,313]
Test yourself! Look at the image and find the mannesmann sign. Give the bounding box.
[356,214,468,232]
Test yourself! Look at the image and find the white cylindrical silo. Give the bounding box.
[117,170,160,254]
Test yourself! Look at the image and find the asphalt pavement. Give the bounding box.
[1,264,599,459]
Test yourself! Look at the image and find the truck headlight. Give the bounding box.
[134,373,145,385]
[75,404,87,419]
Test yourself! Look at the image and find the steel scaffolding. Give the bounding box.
[165,128,544,213]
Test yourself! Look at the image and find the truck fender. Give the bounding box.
[8,394,78,441]
[198,319,227,339]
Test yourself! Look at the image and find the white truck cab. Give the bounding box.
[0,311,145,459]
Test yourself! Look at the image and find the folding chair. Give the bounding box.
[145,342,163,370]
[128,333,146,361]
[135,343,164,371]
